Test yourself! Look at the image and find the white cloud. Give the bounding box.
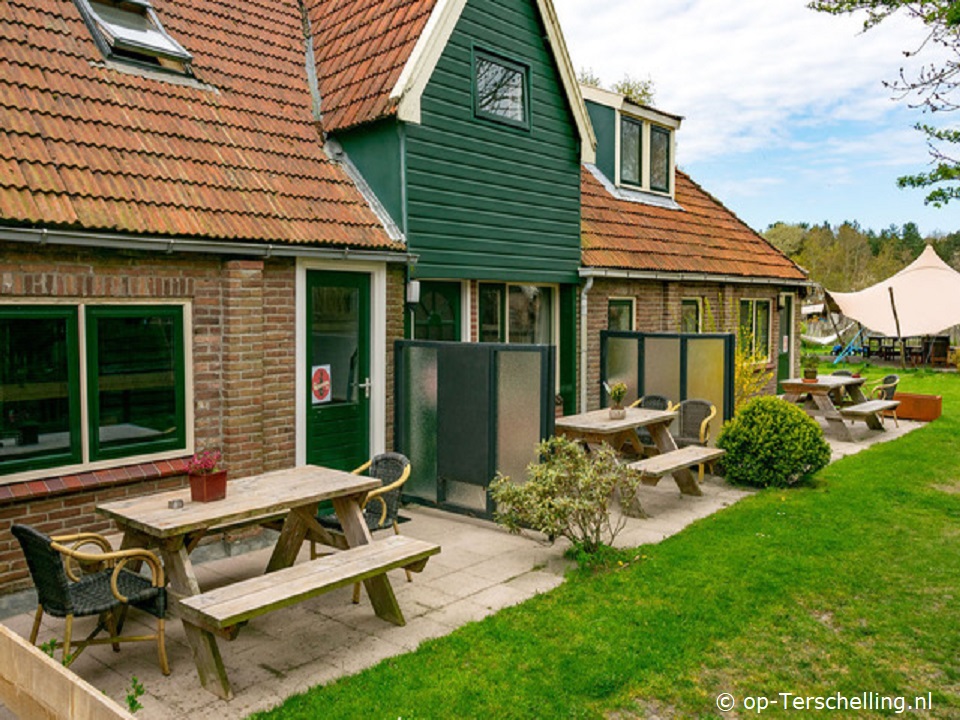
[554,0,942,163]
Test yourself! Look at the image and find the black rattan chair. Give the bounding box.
[629,394,672,450]
[869,373,900,426]
[312,452,413,602]
[11,524,169,673]
[673,399,718,481]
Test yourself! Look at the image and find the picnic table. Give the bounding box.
[555,407,707,496]
[97,465,439,699]
[781,376,898,441]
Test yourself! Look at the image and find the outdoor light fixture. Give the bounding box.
[406,280,421,308]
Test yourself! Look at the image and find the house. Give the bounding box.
[578,85,809,413]
[0,0,412,594]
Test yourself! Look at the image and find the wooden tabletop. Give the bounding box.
[96,465,379,539]
[555,407,677,434]
[781,376,865,391]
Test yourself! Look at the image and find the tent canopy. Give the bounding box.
[825,245,960,337]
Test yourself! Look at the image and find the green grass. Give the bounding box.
[251,367,960,719]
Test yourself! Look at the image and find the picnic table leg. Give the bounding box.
[160,539,233,700]
[810,392,855,441]
[646,423,702,496]
[846,385,885,430]
[331,495,406,626]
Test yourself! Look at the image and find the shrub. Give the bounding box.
[489,436,641,553]
[716,396,831,488]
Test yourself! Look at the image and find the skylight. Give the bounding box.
[75,0,192,73]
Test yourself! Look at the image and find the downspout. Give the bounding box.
[579,276,594,412]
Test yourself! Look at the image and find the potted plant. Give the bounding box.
[187,449,227,502]
[801,354,819,382]
[608,382,628,419]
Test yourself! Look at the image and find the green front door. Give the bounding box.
[306,271,370,471]
[777,294,793,393]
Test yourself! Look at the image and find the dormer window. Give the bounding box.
[75,0,192,74]
[619,115,673,195]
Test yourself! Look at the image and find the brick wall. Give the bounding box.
[584,278,792,409]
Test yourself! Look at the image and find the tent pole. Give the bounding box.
[889,287,906,369]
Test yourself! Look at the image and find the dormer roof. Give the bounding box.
[0,0,398,250]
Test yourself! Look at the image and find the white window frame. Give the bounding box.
[740,298,773,363]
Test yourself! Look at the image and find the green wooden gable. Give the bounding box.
[335,0,583,285]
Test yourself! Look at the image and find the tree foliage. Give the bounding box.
[611,74,656,106]
[810,0,960,206]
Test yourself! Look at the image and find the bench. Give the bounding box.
[839,399,900,427]
[627,445,726,484]
[177,535,440,633]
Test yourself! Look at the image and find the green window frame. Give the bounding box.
[650,125,671,193]
[608,298,634,331]
[86,306,186,461]
[0,304,187,479]
[473,49,530,130]
[0,306,82,476]
[620,116,642,187]
[739,299,772,361]
[681,298,701,333]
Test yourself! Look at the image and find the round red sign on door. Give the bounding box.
[311,365,331,404]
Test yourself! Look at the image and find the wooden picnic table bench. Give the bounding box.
[839,399,900,427]
[179,535,439,635]
[627,445,725,484]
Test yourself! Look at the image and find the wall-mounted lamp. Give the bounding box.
[406,280,421,309]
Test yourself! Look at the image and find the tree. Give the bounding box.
[577,67,602,88]
[611,74,655,106]
[810,1,959,206]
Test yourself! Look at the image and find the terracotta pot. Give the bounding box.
[802,377,817,384]
[189,470,227,502]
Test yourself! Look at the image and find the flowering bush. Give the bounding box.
[187,449,222,475]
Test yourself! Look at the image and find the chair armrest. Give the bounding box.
[351,459,373,475]
[364,464,411,502]
[51,532,114,580]
[50,542,165,598]
[629,397,643,408]
[699,405,717,444]
[361,495,388,527]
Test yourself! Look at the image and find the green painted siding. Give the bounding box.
[337,119,405,231]
[586,100,616,183]
[405,0,582,283]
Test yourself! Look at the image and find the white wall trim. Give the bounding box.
[296,259,387,467]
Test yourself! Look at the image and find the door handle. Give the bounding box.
[357,377,372,399]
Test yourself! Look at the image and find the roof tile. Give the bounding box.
[0,0,398,251]
[581,168,806,281]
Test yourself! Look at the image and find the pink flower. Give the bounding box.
[187,449,221,475]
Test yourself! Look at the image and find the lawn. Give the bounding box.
[252,364,960,719]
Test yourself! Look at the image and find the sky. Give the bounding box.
[552,0,958,237]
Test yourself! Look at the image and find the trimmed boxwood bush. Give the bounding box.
[716,396,831,488]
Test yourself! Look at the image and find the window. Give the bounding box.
[620,117,642,187]
[739,299,772,361]
[474,51,528,128]
[479,284,553,344]
[413,282,461,341]
[0,304,188,478]
[74,0,192,73]
[608,298,634,331]
[650,126,671,193]
[681,299,701,333]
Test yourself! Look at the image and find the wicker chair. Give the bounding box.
[629,394,672,450]
[830,369,852,405]
[11,524,169,673]
[313,452,413,603]
[869,374,900,427]
[673,399,718,481]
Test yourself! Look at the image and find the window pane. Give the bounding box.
[414,282,460,341]
[0,311,78,473]
[608,300,633,331]
[476,56,525,123]
[621,118,641,186]
[508,286,552,344]
[311,286,360,404]
[89,0,191,61]
[650,126,670,192]
[479,285,503,343]
[756,300,771,359]
[91,309,183,457]
[739,300,754,354]
[681,300,700,333]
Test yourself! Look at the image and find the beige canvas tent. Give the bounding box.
[825,245,960,337]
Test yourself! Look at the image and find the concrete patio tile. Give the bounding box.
[378,616,457,651]
[420,568,499,599]
[429,596,497,628]
[469,583,530,611]
[331,633,408,676]
[503,570,564,596]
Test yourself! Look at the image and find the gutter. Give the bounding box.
[579,276,593,412]
[0,226,417,266]
[579,266,814,288]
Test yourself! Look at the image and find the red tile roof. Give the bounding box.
[0,0,398,249]
[308,0,437,134]
[581,168,807,281]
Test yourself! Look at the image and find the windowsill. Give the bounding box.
[0,455,190,503]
